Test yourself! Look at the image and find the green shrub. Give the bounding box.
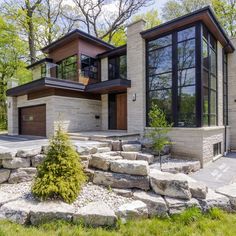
[32,128,87,204]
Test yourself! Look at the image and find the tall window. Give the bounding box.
[41,64,46,77]
[223,52,228,125]
[57,55,77,81]
[202,26,217,126]
[81,54,98,80]
[108,55,127,80]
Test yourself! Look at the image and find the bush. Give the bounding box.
[32,128,86,204]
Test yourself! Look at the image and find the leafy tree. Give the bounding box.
[146,104,172,169]
[32,128,86,204]
[132,9,161,29]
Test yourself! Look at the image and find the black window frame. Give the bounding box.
[108,54,127,80]
[56,54,78,81]
[80,54,98,80]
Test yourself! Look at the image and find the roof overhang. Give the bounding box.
[141,6,234,53]
[97,45,127,59]
[6,77,85,97]
[86,79,131,94]
[26,58,53,69]
[42,29,115,54]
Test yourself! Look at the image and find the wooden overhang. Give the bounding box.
[86,79,131,94]
[97,45,127,59]
[141,6,235,53]
[6,77,85,97]
[26,58,53,69]
[41,29,115,53]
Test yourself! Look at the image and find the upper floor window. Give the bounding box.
[81,54,98,80]
[108,55,127,80]
[41,64,46,77]
[57,55,77,81]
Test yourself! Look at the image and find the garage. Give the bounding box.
[19,105,46,136]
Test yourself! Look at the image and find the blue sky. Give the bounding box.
[142,0,168,14]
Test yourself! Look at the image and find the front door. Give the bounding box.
[116,93,127,130]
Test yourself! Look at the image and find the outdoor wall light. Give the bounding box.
[132,93,136,102]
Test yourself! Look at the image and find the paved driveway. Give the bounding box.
[191,153,236,190]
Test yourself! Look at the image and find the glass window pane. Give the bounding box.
[149,46,172,74]
[178,27,195,42]
[210,90,217,114]
[203,114,209,126]
[178,39,195,69]
[210,35,216,50]
[148,35,172,51]
[178,68,195,87]
[203,40,208,69]
[210,49,217,76]
[178,86,196,127]
[203,87,209,114]
[210,115,216,126]
[203,26,208,41]
[149,89,172,121]
[211,75,216,90]
[149,73,172,90]
[119,55,127,79]
[203,69,209,87]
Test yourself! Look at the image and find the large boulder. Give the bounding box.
[120,152,137,160]
[31,154,45,167]
[149,170,191,200]
[76,146,97,155]
[110,160,149,176]
[0,191,21,207]
[73,201,117,227]
[0,151,16,160]
[165,197,201,215]
[8,168,37,184]
[136,153,154,164]
[216,183,236,210]
[16,147,42,158]
[89,154,122,171]
[116,200,148,221]
[112,188,133,198]
[198,189,232,212]
[97,147,112,153]
[93,171,150,190]
[133,190,168,217]
[122,144,141,152]
[2,158,31,169]
[0,169,10,183]
[111,140,122,151]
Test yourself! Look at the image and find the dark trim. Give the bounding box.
[97,45,127,59]
[141,6,234,53]
[27,58,53,69]
[41,29,115,53]
[6,77,85,97]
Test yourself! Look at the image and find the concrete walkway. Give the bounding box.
[190,153,236,190]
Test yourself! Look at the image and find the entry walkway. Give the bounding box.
[190,153,236,190]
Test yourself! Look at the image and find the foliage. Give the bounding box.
[0,208,236,235]
[32,128,86,204]
[132,9,162,29]
[146,104,172,165]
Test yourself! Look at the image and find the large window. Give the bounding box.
[108,55,127,80]
[202,26,217,126]
[146,24,218,128]
[57,55,77,81]
[81,54,98,80]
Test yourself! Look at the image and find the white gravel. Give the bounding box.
[0,181,132,211]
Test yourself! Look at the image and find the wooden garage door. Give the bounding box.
[19,105,46,136]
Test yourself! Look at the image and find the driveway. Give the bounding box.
[190,153,236,190]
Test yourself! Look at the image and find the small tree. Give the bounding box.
[146,104,172,169]
[32,128,86,204]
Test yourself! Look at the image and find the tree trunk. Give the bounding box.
[27,10,36,64]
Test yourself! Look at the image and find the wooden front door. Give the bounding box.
[19,105,46,136]
[116,93,127,130]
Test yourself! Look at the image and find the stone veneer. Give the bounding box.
[8,95,101,137]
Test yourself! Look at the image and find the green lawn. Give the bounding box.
[0,208,236,236]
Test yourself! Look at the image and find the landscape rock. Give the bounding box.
[76,146,97,155]
[133,190,168,216]
[188,181,208,199]
[73,201,117,227]
[116,200,148,221]
[110,160,149,176]
[0,191,21,206]
[97,147,111,153]
[89,154,122,171]
[0,169,10,183]
[136,153,154,164]
[93,171,150,190]
[80,155,91,161]
[122,144,141,152]
[120,152,137,160]
[198,189,232,212]
[216,183,236,210]
[2,157,31,169]
[16,147,42,158]
[8,168,37,184]
[41,145,49,154]
[149,170,191,200]
[165,197,201,215]
[112,188,133,198]
[111,140,122,151]
[0,151,16,160]
[31,154,45,167]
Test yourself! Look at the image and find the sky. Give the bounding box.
[142,0,167,13]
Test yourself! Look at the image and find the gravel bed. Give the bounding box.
[0,181,132,211]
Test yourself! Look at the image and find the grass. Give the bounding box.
[0,208,236,236]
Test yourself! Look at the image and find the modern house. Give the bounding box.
[6,7,236,166]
